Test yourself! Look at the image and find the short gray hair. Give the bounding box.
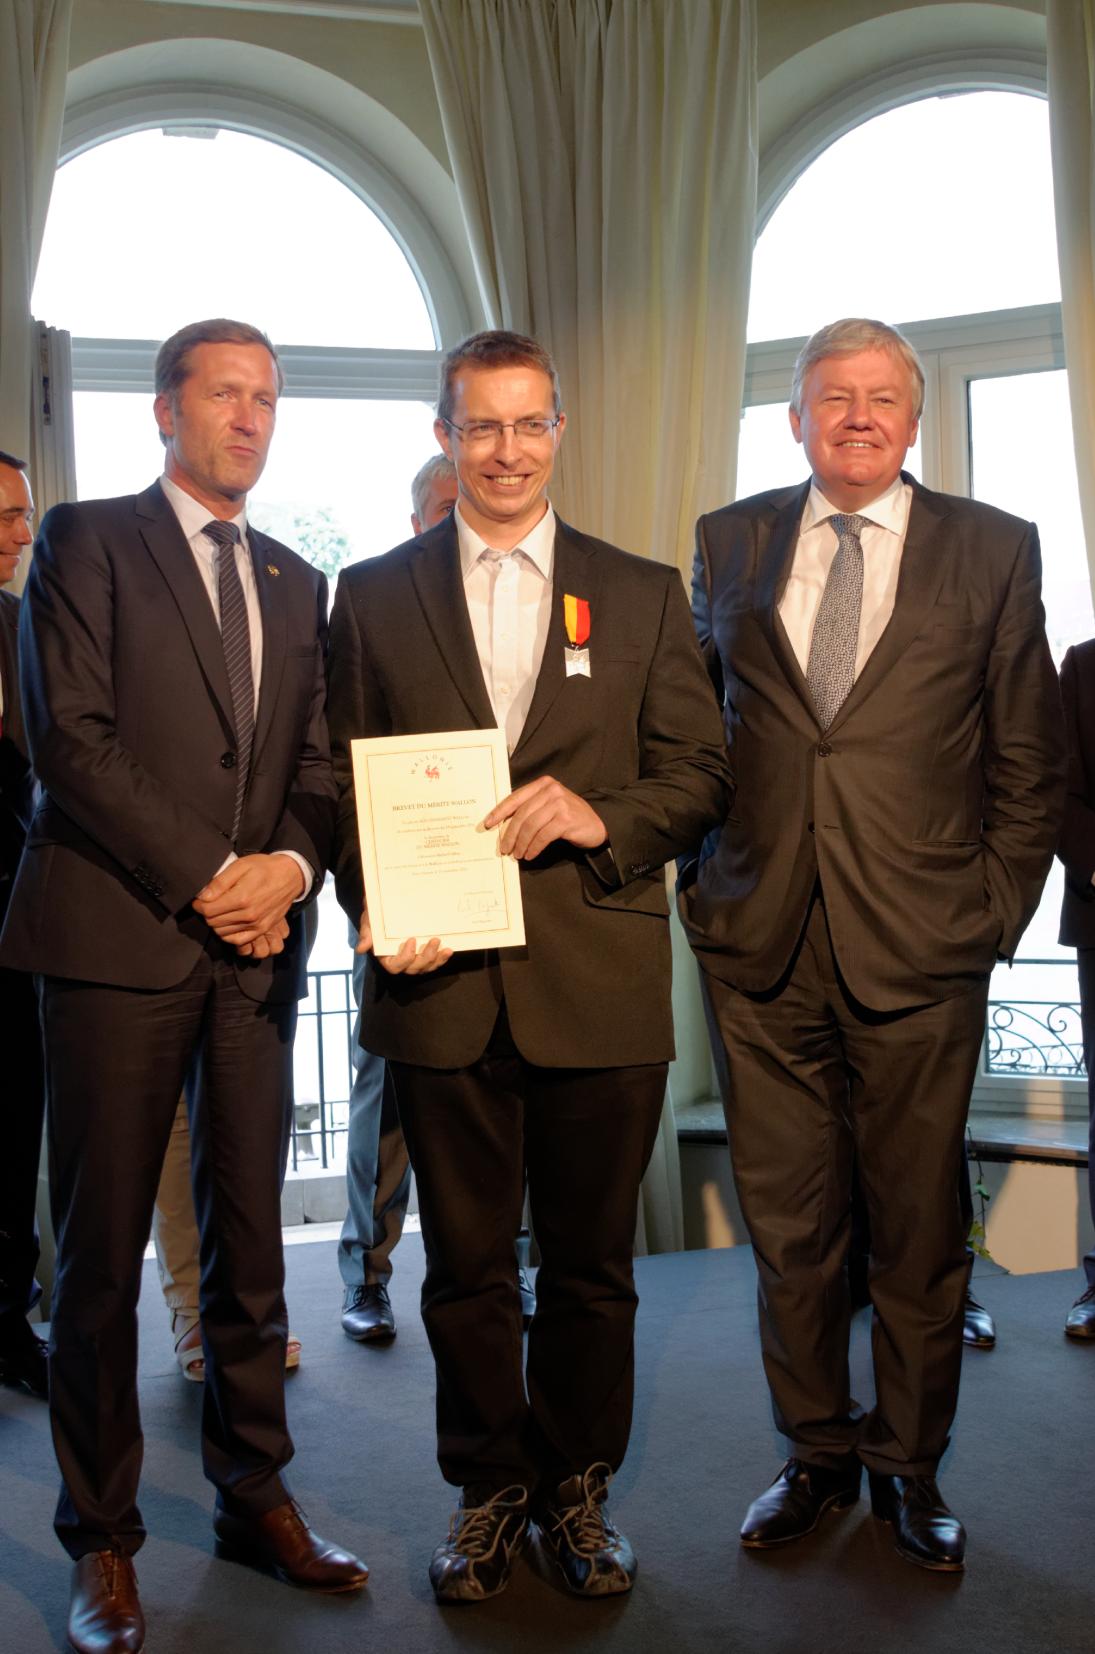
[791,318,925,420]
[411,453,456,524]
[154,318,284,400]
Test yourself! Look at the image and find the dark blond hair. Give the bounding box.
[437,329,561,425]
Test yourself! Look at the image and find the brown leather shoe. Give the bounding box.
[67,1552,144,1654]
[213,1499,368,1592]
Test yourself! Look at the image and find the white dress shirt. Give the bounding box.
[778,475,912,678]
[455,501,556,752]
[160,475,309,896]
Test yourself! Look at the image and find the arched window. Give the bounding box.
[739,87,1083,1102]
[34,126,444,564]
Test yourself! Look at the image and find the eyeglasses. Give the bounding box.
[441,416,561,446]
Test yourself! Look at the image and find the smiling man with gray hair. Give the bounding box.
[682,316,1065,1574]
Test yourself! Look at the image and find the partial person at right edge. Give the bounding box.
[1056,638,1095,1339]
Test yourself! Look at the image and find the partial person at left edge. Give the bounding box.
[0,448,47,1401]
[0,319,367,1654]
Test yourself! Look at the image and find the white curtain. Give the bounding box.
[0,0,72,463]
[26,320,76,563]
[1048,0,1095,602]
[421,1,757,1252]
[418,0,758,578]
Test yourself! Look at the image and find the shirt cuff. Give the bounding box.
[273,849,312,902]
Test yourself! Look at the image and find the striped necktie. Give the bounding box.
[806,513,867,730]
[203,519,254,843]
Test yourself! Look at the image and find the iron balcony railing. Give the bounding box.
[289,960,1089,1169]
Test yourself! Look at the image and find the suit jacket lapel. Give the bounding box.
[827,477,952,733]
[136,482,235,733]
[249,526,287,765]
[513,519,598,758]
[408,519,497,729]
[754,483,815,717]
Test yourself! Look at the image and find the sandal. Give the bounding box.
[172,1312,205,1382]
[172,1312,301,1379]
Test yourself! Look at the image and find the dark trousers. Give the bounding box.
[390,1010,666,1495]
[701,895,987,1477]
[1075,947,1095,1289]
[40,950,297,1559]
[0,961,46,1330]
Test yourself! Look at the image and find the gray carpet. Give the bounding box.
[1,1238,1092,1654]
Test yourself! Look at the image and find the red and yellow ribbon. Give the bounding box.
[563,593,590,649]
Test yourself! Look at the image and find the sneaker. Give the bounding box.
[428,1484,530,1603]
[538,1463,636,1595]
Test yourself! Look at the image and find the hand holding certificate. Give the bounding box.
[352,729,526,957]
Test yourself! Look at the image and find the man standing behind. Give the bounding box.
[1,320,366,1654]
[683,318,1063,1572]
[337,455,456,1345]
[1056,639,1095,1339]
[0,450,46,1400]
[329,330,730,1603]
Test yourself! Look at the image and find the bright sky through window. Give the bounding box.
[33,128,436,348]
[748,92,1061,342]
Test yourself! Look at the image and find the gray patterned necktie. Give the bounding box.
[806,513,867,730]
[204,519,254,842]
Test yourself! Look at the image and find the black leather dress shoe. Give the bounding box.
[869,1473,965,1571]
[429,1484,530,1603]
[0,1316,48,1399]
[740,1457,861,1547]
[1065,1283,1095,1340]
[67,1552,144,1654]
[213,1499,368,1591]
[538,1464,636,1595]
[963,1289,996,1349]
[341,1283,396,1341]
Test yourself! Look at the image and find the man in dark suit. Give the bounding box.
[682,318,1064,1572]
[0,449,47,1400]
[328,329,730,1604]
[1057,640,1095,1339]
[1,320,366,1653]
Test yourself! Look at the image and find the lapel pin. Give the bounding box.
[266,563,280,577]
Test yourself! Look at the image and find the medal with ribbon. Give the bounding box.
[563,593,591,678]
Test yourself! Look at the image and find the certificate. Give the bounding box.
[351,728,525,955]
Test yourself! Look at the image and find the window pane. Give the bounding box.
[35,130,435,348]
[748,92,1060,342]
[72,391,440,569]
[969,370,1092,664]
[736,399,920,500]
[969,369,1087,991]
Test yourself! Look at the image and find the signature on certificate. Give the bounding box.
[457,891,503,916]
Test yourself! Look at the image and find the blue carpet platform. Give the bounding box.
[1,1237,1091,1653]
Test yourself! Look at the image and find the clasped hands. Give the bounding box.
[358,775,607,977]
[193,853,305,958]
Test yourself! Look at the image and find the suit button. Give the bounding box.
[817,742,832,757]
[221,751,236,769]
[807,822,815,834]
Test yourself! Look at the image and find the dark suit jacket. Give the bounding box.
[0,589,36,922]
[1057,639,1095,947]
[0,482,336,1001]
[682,473,1065,1012]
[328,513,732,1069]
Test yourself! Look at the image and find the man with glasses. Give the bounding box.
[329,329,730,1604]
[0,450,46,1401]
